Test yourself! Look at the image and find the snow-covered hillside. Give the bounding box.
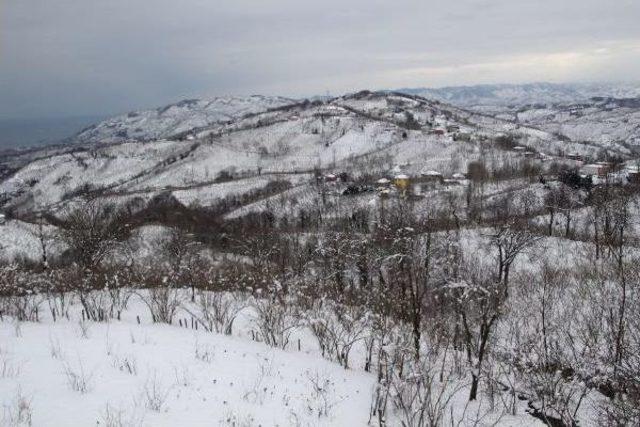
[0,295,376,426]
[0,91,509,214]
[0,89,635,219]
[486,97,640,151]
[74,96,296,144]
[397,83,640,153]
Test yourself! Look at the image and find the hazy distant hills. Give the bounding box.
[397,82,640,107]
[4,83,640,151]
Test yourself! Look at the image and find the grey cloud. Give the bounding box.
[2,0,640,118]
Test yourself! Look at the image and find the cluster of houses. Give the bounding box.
[579,162,640,185]
[376,169,468,197]
[512,146,554,161]
[318,167,467,199]
[510,145,640,186]
[427,124,473,142]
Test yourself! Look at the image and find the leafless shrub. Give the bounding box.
[173,365,193,388]
[1,388,32,427]
[372,337,464,427]
[0,266,45,321]
[242,356,273,405]
[111,353,138,376]
[13,320,22,338]
[140,374,170,412]
[250,294,297,350]
[197,291,245,335]
[304,370,339,419]
[305,300,368,369]
[99,404,145,427]
[48,336,64,360]
[134,264,183,324]
[59,199,129,271]
[0,349,21,379]
[77,318,91,339]
[61,357,94,394]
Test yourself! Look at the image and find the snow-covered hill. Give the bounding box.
[483,97,640,151]
[0,90,633,218]
[397,83,640,152]
[74,96,296,144]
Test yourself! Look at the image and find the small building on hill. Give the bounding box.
[376,178,391,188]
[627,167,640,184]
[394,174,410,191]
[581,163,609,177]
[454,132,472,142]
[420,170,444,184]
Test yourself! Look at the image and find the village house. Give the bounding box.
[627,167,640,184]
[324,173,338,183]
[393,174,411,192]
[420,169,444,184]
[453,132,472,142]
[581,163,609,177]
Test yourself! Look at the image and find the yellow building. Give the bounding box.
[393,174,410,191]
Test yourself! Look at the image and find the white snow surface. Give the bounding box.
[0,320,374,426]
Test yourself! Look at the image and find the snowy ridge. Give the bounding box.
[74,95,296,144]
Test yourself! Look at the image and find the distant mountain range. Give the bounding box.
[3,83,640,152]
[69,82,640,145]
[396,82,640,107]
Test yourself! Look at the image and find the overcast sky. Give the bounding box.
[2,0,640,118]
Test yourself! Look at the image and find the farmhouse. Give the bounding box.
[581,163,609,177]
[627,167,640,184]
[420,169,444,183]
[393,174,410,191]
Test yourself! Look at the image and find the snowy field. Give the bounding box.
[0,299,375,426]
[0,290,549,427]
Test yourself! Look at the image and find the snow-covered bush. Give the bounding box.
[196,290,245,335]
[1,388,32,427]
[61,357,94,394]
[250,290,297,350]
[135,267,183,324]
[304,299,369,369]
